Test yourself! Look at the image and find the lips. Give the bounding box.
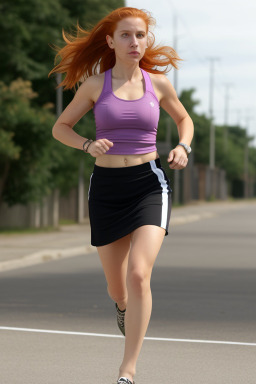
[129,51,140,55]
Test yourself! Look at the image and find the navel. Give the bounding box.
[124,158,128,166]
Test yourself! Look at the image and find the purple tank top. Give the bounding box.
[93,67,160,155]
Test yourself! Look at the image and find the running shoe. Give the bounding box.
[115,302,126,336]
[117,377,135,384]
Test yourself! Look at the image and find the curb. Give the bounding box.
[2,200,254,273]
[0,211,218,273]
[0,244,97,273]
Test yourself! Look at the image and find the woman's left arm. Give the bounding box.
[156,74,194,170]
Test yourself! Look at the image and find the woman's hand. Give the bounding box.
[87,138,114,157]
[167,146,188,170]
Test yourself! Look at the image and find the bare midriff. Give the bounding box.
[95,150,160,168]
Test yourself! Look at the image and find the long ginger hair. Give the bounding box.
[48,7,182,91]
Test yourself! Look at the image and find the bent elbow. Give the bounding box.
[52,125,58,139]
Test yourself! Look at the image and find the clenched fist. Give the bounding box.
[167,145,188,170]
[87,139,114,157]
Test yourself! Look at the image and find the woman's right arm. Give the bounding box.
[52,76,113,156]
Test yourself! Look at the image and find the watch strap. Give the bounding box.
[177,142,191,155]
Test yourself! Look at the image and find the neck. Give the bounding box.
[111,63,142,81]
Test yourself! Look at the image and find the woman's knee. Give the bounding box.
[127,266,151,295]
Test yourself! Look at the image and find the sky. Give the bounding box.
[126,0,256,146]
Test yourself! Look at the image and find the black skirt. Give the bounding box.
[88,157,172,247]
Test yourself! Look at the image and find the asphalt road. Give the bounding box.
[0,202,256,384]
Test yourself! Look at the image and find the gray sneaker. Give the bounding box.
[115,302,126,336]
[117,377,135,384]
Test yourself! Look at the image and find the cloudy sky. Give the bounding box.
[126,0,256,145]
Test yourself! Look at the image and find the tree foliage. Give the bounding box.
[178,89,256,181]
[0,0,124,208]
[0,0,125,106]
[156,86,256,186]
[0,79,56,206]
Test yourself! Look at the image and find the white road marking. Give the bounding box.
[0,326,255,346]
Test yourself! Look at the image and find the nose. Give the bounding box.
[130,35,138,47]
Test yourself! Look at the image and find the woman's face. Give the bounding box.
[106,17,148,63]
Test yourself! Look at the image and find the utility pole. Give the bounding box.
[172,13,180,205]
[165,12,174,149]
[236,109,241,126]
[173,13,178,94]
[52,73,63,228]
[207,57,219,170]
[56,73,63,118]
[243,115,254,198]
[244,129,249,199]
[223,82,233,153]
[165,116,171,147]
[207,57,220,199]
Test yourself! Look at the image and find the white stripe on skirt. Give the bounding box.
[149,160,169,230]
[88,173,94,200]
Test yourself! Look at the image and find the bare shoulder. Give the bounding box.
[148,72,177,101]
[53,72,106,129]
[78,72,105,104]
[83,72,105,87]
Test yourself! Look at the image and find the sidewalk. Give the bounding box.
[0,199,255,272]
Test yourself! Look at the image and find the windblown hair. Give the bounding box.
[48,7,182,91]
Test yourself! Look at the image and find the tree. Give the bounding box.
[0,0,125,107]
[0,0,125,209]
[164,87,256,188]
[0,79,56,207]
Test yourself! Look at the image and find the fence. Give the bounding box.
[0,162,230,229]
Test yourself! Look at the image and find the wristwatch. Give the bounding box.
[177,142,192,155]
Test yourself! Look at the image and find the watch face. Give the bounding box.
[187,146,192,153]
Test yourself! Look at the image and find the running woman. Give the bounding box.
[49,7,194,384]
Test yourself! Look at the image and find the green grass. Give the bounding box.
[206,194,216,202]
[172,202,184,208]
[0,226,60,235]
[0,219,78,235]
[59,219,77,225]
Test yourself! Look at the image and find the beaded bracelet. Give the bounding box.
[82,139,93,153]
[86,140,93,153]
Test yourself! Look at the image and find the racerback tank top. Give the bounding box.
[93,67,160,155]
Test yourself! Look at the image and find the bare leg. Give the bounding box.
[97,233,131,313]
[118,225,165,382]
